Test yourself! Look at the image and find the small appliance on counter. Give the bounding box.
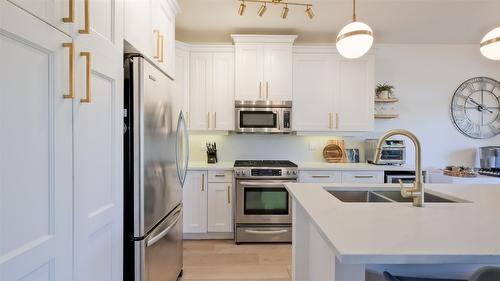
[478,146,500,168]
[365,139,406,165]
[206,142,218,164]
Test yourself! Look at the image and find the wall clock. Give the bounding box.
[451,77,500,139]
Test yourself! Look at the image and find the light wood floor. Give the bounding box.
[180,240,292,281]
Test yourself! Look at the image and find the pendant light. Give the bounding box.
[336,0,373,59]
[480,26,500,60]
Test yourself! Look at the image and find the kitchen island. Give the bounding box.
[285,183,500,281]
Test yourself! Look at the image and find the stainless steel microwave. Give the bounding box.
[365,139,406,165]
[234,101,292,133]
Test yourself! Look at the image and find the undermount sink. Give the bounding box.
[328,190,464,203]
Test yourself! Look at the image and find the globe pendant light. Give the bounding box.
[336,0,373,59]
[480,26,500,60]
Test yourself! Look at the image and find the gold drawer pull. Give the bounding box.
[62,43,74,99]
[201,173,205,191]
[78,0,90,34]
[153,30,160,59]
[80,52,91,103]
[328,113,332,129]
[62,0,75,23]
[159,34,164,63]
[227,185,231,204]
[336,113,339,129]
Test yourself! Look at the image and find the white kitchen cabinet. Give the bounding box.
[207,183,233,232]
[183,171,208,233]
[1,2,73,280]
[72,0,123,280]
[124,0,179,78]
[233,35,296,101]
[190,49,235,131]
[176,42,190,128]
[293,53,338,131]
[299,170,342,183]
[336,57,375,131]
[341,171,384,183]
[292,48,375,132]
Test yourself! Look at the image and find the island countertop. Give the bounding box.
[285,182,500,265]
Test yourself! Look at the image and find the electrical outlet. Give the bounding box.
[309,141,321,151]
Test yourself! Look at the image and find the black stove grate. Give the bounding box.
[234,160,298,168]
[478,168,500,177]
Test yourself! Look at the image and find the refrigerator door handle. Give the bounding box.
[146,208,182,247]
[175,111,190,187]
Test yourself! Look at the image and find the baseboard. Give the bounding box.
[183,232,234,240]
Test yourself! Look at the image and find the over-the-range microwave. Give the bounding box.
[234,100,292,134]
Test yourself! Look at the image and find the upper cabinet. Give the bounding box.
[124,0,180,78]
[189,47,235,131]
[293,47,375,132]
[232,35,297,101]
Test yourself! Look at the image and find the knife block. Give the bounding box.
[207,152,218,164]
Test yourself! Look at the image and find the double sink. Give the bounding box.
[327,189,467,203]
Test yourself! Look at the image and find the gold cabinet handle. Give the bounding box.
[62,0,75,23]
[328,113,332,129]
[153,30,160,59]
[159,34,164,63]
[78,0,90,34]
[80,52,91,103]
[336,113,339,129]
[227,185,231,204]
[266,81,269,100]
[259,82,262,99]
[62,43,74,99]
[201,173,205,191]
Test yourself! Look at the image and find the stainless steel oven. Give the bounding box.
[234,160,297,243]
[235,101,292,133]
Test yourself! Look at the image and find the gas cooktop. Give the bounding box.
[234,160,298,168]
[478,168,500,178]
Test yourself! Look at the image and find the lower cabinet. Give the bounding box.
[300,170,384,184]
[183,170,234,235]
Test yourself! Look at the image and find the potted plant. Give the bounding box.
[375,83,395,99]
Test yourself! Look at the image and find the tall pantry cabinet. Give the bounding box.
[0,0,123,280]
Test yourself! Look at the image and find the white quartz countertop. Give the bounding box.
[297,162,415,171]
[188,161,235,170]
[286,182,500,264]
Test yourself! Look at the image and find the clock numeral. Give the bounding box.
[452,104,464,112]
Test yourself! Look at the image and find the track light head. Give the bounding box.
[305,6,314,19]
[257,3,267,16]
[281,5,289,19]
[238,1,246,16]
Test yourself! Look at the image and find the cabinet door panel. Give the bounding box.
[235,44,263,101]
[336,56,375,131]
[212,52,235,131]
[293,53,337,131]
[207,183,233,233]
[73,1,123,281]
[264,44,292,101]
[175,46,190,128]
[183,171,208,233]
[152,0,175,77]
[124,0,153,57]
[189,52,211,130]
[1,2,72,280]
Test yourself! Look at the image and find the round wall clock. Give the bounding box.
[451,77,500,139]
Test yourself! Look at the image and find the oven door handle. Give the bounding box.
[244,229,289,235]
[239,181,294,187]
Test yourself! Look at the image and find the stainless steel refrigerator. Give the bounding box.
[124,55,189,281]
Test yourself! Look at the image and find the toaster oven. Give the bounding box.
[365,139,406,165]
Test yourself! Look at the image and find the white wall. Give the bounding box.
[189,44,500,169]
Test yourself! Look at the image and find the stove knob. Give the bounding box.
[241,171,246,176]
[235,171,241,176]
[286,171,291,175]
[292,171,297,175]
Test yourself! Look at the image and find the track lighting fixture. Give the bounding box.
[305,5,314,19]
[281,5,289,19]
[238,1,246,16]
[237,0,313,20]
[257,3,267,16]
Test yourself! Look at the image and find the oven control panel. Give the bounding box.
[234,167,297,179]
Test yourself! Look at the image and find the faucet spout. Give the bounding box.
[374,129,424,207]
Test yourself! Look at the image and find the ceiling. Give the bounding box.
[176,0,500,44]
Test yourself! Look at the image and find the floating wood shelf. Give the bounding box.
[374,113,399,119]
[375,98,399,103]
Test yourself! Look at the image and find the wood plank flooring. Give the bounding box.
[180,240,291,281]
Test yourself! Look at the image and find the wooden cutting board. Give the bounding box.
[323,140,347,163]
